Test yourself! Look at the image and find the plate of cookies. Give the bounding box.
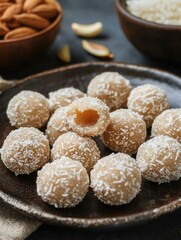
[0,62,180,228]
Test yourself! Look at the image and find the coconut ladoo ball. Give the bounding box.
[127,84,169,128]
[51,132,100,172]
[90,153,142,205]
[87,72,131,111]
[136,135,181,184]
[45,107,70,145]
[67,96,110,137]
[101,109,146,155]
[7,90,50,128]
[49,87,85,112]
[152,109,181,143]
[1,127,50,175]
[37,156,89,208]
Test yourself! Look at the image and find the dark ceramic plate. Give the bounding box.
[0,62,180,228]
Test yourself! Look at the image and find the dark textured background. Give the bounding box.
[2,0,181,239]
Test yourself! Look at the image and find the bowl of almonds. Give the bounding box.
[0,0,62,72]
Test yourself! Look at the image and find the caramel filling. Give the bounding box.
[75,109,99,126]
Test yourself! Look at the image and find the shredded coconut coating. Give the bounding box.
[101,109,147,155]
[152,109,181,143]
[67,97,110,137]
[136,135,181,184]
[7,91,50,129]
[37,157,89,208]
[127,84,169,128]
[49,87,86,112]
[127,0,181,26]
[51,132,100,172]
[1,127,50,175]
[45,107,70,145]
[90,153,142,205]
[87,72,131,111]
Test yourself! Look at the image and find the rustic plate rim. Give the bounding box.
[2,62,181,93]
[0,62,181,228]
[0,188,180,228]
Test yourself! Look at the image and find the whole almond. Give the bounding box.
[30,4,58,19]
[0,22,9,36]
[44,0,62,13]
[16,0,25,5]
[0,3,13,15]
[1,4,22,22]
[4,26,37,39]
[23,0,42,12]
[6,19,22,29]
[14,13,50,30]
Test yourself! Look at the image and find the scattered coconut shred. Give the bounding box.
[127,0,181,25]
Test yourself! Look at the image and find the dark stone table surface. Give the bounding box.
[2,0,181,239]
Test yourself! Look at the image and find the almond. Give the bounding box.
[0,3,13,15]
[82,40,114,58]
[23,0,42,12]
[16,0,25,5]
[14,13,50,30]
[6,19,22,29]
[4,26,37,39]
[44,0,62,13]
[0,22,9,36]
[57,45,71,63]
[30,4,58,19]
[71,22,103,38]
[1,4,22,22]
[0,0,10,2]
